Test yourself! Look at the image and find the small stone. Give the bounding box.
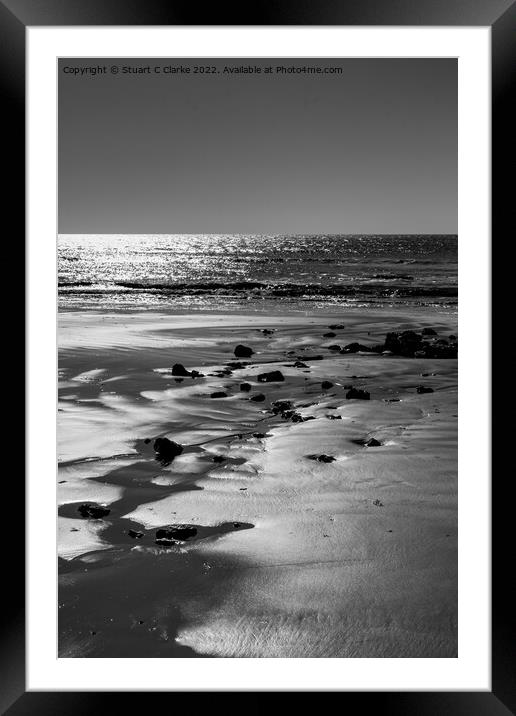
[154,437,183,465]
[156,525,197,541]
[346,387,370,400]
[234,344,253,358]
[171,363,191,377]
[321,381,333,389]
[249,393,266,402]
[210,391,228,398]
[365,438,382,447]
[128,529,144,539]
[416,386,434,394]
[240,382,252,392]
[307,454,335,463]
[257,370,284,383]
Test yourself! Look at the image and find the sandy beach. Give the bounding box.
[58,307,457,658]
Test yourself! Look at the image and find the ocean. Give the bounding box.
[58,234,457,311]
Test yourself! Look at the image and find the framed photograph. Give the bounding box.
[3,0,512,710]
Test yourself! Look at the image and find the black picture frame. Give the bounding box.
[2,0,513,711]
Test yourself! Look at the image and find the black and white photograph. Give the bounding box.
[57,57,458,659]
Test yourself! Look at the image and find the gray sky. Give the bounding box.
[58,58,457,234]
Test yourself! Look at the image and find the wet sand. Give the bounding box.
[58,308,457,657]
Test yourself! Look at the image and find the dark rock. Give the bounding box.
[261,329,274,335]
[416,386,434,394]
[156,525,198,541]
[212,455,225,463]
[228,361,248,369]
[327,344,341,351]
[240,382,252,392]
[373,499,384,507]
[174,378,184,383]
[78,503,110,519]
[171,363,191,377]
[128,529,144,539]
[341,342,372,354]
[346,387,370,400]
[190,370,203,379]
[253,433,267,438]
[328,324,345,330]
[143,438,151,444]
[249,393,266,402]
[293,361,308,368]
[422,327,438,336]
[323,332,337,338]
[307,454,335,463]
[257,370,284,383]
[210,391,228,398]
[321,381,333,389]
[326,414,342,420]
[154,437,183,465]
[365,438,382,447]
[234,344,254,358]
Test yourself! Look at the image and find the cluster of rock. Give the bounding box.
[270,399,315,423]
[323,328,457,358]
[77,503,110,519]
[379,330,457,358]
